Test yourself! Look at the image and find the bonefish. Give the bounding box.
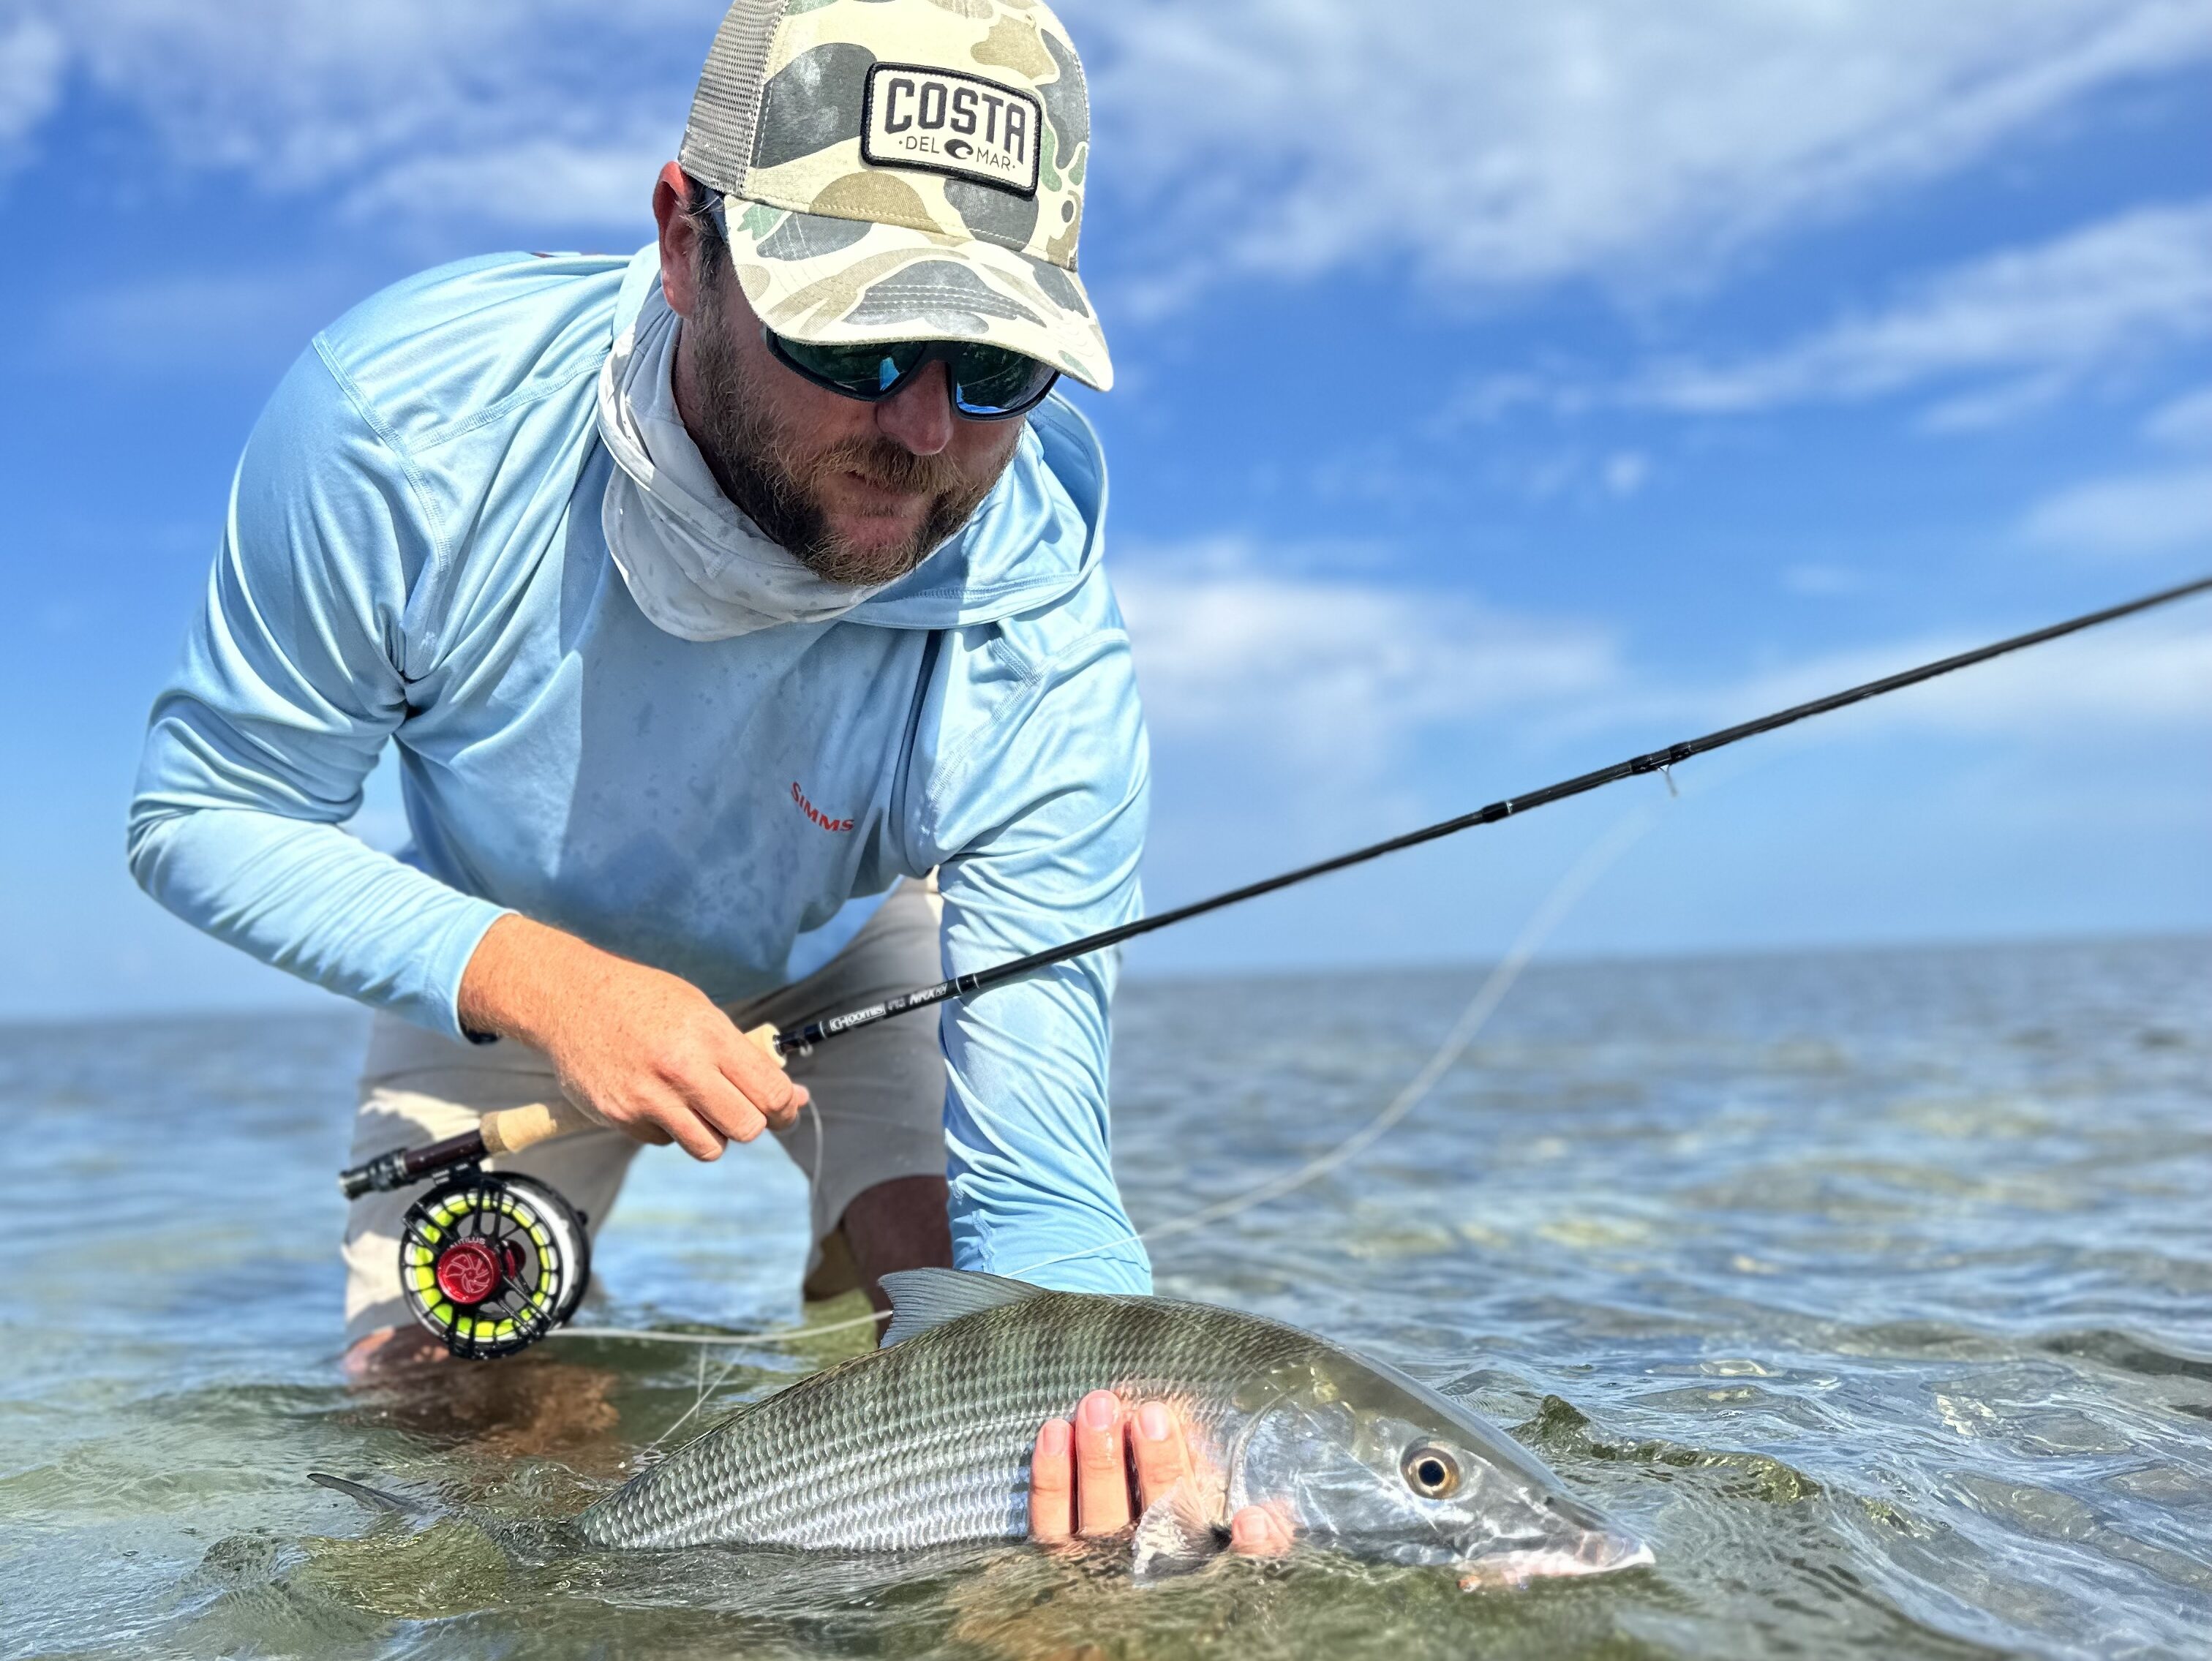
[576,1270,1653,1588]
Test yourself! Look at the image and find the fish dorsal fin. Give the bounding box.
[879,1268,1047,1345]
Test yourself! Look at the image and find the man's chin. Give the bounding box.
[805,512,933,588]
[823,467,930,517]
[790,466,991,585]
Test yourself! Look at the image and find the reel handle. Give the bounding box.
[476,1020,789,1155]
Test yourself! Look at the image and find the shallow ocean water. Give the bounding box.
[4,935,2210,1659]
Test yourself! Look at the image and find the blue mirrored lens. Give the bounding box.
[775,336,928,396]
[950,344,1057,413]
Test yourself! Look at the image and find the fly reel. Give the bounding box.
[398,1170,590,1360]
[340,1026,790,1359]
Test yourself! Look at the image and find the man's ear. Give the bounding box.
[652,159,700,320]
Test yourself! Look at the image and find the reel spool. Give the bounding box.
[398,1170,590,1360]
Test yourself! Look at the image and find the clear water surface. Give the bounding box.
[3,936,2209,1659]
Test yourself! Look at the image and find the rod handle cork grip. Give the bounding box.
[478,1099,595,1157]
[473,1022,787,1159]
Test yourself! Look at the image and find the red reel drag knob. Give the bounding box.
[433,1238,505,1306]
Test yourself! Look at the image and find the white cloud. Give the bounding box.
[1784,565,1866,598]
[1546,604,2212,755]
[7,0,2211,298]
[2145,382,2212,448]
[1070,0,2212,296]
[2014,375,2212,559]
[0,15,64,151]
[2020,465,2212,556]
[57,271,323,366]
[1601,451,1650,498]
[1116,542,2208,793]
[345,137,672,230]
[1698,615,2212,737]
[1628,201,2212,417]
[1114,547,1620,773]
[4,0,706,225]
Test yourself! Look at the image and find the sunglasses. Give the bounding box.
[763,328,1061,421]
[693,192,1058,420]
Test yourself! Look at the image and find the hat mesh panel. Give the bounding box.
[680,0,791,198]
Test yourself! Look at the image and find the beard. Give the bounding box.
[680,277,1009,589]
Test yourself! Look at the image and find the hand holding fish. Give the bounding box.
[1028,1390,1293,1556]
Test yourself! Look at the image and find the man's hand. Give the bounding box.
[1028,1390,1294,1556]
[457,913,806,1160]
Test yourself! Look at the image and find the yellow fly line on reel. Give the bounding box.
[398,1170,591,1360]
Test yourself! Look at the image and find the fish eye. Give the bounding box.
[1402,1444,1461,1499]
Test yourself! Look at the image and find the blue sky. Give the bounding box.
[1,1,2208,1020]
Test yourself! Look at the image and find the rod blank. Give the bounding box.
[780,571,2212,1050]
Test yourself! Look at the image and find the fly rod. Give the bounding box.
[342,570,2211,1205]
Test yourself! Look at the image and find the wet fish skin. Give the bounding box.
[578,1271,1652,1586]
[582,1278,1300,1551]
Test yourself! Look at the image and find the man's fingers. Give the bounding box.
[1073,1390,1133,1536]
[678,1063,772,1147]
[715,1022,807,1132]
[748,1079,808,1134]
[650,1101,728,1161]
[609,1081,726,1160]
[715,1057,807,1135]
[1229,1504,1295,1556]
[1029,1420,1074,1540]
[1130,1400,1192,1514]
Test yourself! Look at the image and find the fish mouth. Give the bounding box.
[1456,1529,1655,1592]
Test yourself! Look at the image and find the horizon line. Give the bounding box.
[5,926,2205,1033]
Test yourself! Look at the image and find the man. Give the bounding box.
[132,0,1140,1362]
[129,0,1287,1553]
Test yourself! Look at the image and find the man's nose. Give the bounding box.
[875,361,955,456]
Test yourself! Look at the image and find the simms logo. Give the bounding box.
[862,64,1042,197]
[791,781,854,834]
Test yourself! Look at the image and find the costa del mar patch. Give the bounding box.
[861,63,1042,197]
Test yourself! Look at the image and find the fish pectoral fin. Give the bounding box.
[1131,1481,1227,1583]
[308,1471,430,1521]
[879,1268,1048,1345]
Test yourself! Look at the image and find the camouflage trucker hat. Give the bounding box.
[680,0,1110,391]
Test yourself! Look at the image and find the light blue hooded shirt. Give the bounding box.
[128,248,1151,1293]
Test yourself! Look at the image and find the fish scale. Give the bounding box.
[579,1289,1310,1551]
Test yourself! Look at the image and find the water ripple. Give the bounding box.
[1,937,2207,1657]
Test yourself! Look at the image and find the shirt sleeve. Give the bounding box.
[126,342,509,1039]
[917,607,1153,1295]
